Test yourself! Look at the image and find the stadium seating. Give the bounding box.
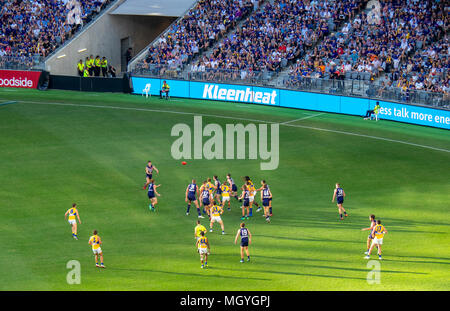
[136,0,256,75]
[190,0,364,77]
[285,0,448,94]
[0,0,111,63]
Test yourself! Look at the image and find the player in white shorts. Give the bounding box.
[196,231,210,268]
[65,203,81,240]
[88,230,105,268]
[220,183,231,211]
[209,204,225,234]
[365,220,388,260]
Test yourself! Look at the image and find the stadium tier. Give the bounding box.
[0,0,113,68]
[130,0,448,104]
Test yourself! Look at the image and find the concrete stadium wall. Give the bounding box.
[45,7,175,76]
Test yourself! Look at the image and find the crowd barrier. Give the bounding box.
[49,75,132,93]
[131,76,450,130]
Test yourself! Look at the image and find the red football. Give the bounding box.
[182,161,187,165]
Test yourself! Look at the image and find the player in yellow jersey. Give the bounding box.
[365,220,387,260]
[244,176,260,216]
[220,183,231,211]
[88,230,105,268]
[194,220,207,242]
[65,203,81,240]
[196,231,210,268]
[206,178,215,202]
[209,203,225,235]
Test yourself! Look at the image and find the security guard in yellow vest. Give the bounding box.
[83,67,89,77]
[101,56,108,77]
[88,55,94,76]
[77,59,84,77]
[94,55,101,77]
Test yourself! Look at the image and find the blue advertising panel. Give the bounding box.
[130,76,450,130]
[369,99,450,129]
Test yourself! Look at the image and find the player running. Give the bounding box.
[245,176,261,212]
[186,179,203,218]
[361,214,377,254]
[206,178,215,203]
[194,220,207,241]
[209,203,225,235]
[199,181,212,217]
[365,220,388,260]
[246,180,256,217]
[65,203,81,240]
[238,185,250,220]
[147,179,161,211]
[88,230,105,268]
[196,231,210,268]
[234,222,252,263]
[261,184,272,223]
[332,183,348,220]
[227,173,239,201]
[213,175,222,205]
[256,180,272,216]
[143,160,159,190]
[220,182,232,211]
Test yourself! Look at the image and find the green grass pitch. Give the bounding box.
[0,88,449,290]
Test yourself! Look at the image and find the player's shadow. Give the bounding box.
[296,263,428,275]
[107,267,271,281]
[254,234,360,244]
[275,214,447,235]
[212,266,367,281]
[382,257,450,265]
[221,253,347,263]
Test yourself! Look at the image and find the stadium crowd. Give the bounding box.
[190,0,363,80]
[136,0,258,75]
[0,0,111,68]
[286,0,448,94]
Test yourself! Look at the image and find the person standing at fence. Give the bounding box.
[85,56,92,76]
[77,59,84,77]
[101,56,108,77]
[87,55,94,76]
[94,55,101,77]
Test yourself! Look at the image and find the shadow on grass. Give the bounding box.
[212,266,367,281]
[254,234,360,244]
[107,267,271,281]
[275,214,448,235]
[299,263,428,275]
[383,258,450,265]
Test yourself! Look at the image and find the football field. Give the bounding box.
[0,88,449,290]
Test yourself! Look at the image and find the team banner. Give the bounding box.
[131,76,450,130]
[0,69,42,89]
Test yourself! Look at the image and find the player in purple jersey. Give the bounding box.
[186,179,203,218]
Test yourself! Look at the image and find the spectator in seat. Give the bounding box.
[160,80,170,100]
[364,101,381,120]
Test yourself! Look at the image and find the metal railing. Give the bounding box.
[0,54,44,70]
[131,65,450,110]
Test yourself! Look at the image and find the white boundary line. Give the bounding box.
[7,100,450,154]
[281,113,325,124]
